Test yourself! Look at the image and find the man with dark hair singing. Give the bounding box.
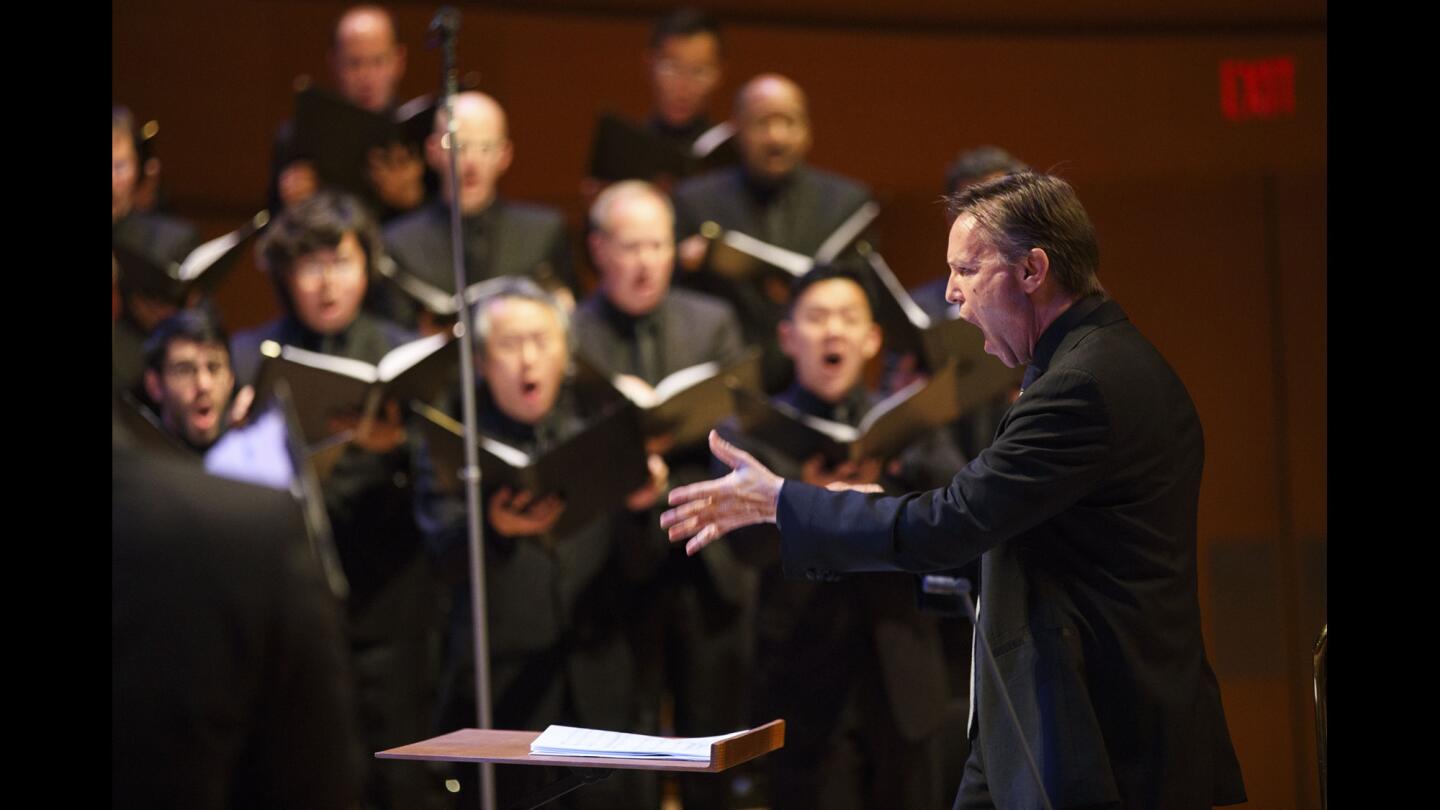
[141,308,249,453]
[232,189,444,810]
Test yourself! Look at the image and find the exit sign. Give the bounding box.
[1220,57,1296,121]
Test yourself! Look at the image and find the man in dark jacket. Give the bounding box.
[572,180,749,810]
[663,172,1246,810]
[414,278,668,809]
[231,191,444,810]
[717,263,964,809]
[380,91,575,330]
[113,446,361,810]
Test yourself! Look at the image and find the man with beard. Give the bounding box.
[140,308,250,454]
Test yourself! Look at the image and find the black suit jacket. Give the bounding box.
[230,314,435,642]
[229,312,414,391]
[380,198,574,328]
[111,211,202,398]
[571,288,745,387]
[112,210,200,267]
[670,163,871,255]
[113,449,360,810]
[413,383,652,733]
[571,288,751,608]
[776,297,1246,809]
[721,384,960,752]
[267,117,439,224]
[671,163,874,392]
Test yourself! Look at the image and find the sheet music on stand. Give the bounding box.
[529,726,747,762]
[377,719,783,773]
[376,719,783,809]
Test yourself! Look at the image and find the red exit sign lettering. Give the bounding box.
[1220,56,1296,121]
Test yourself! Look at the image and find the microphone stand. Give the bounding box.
[429,8,496,810]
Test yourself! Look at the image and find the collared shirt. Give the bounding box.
[1020,294,1109,394]
[595,296,668,386]
[779,382,872,428]
[648,114,713,151]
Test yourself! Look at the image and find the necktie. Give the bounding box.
[463,218,490,285]
[634,318,662,385]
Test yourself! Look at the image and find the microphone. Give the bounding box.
[427,6,460,49]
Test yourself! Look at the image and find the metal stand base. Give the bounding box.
[504,767,614,810]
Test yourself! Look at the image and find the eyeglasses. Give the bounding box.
[163,359,231,385]
[290,255,364,288]
[439,134,506,158]
[654,60,718,84]
[489,330,560,358]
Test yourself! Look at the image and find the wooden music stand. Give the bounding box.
[376,720,785,809]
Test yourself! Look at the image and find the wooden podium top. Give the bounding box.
[376,720,784,773]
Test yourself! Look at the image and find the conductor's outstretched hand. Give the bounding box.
[660,430,784,556]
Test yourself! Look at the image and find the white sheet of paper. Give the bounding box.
[529,725,746,762]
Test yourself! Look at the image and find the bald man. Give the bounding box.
[379,91,575,331]
[574,180,744,386]
[570,180,750,809]
[673,74,871,252]
[671,73,873,392]
[268,5,434,222]
[331,5,408,113]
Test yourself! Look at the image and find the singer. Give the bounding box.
[662,172,1247,809]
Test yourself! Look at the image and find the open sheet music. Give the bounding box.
[530,725,746,763]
